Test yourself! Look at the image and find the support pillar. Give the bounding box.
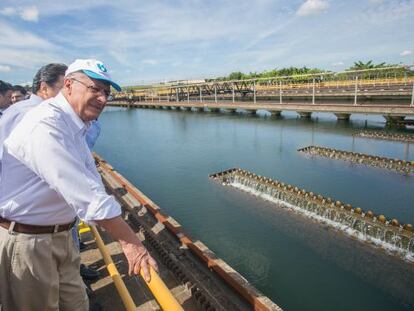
[335,113,351,121]
[384,115,405,127]
[245,109,257,115]
[298,111,312,118]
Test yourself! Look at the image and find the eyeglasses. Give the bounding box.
[71,78,111,98]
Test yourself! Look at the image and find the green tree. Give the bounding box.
[348,60,388,70]
[228,71,244,80]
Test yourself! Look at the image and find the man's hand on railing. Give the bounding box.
[121,242,159,282]
[96,216,159,282]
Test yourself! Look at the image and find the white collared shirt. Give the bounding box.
[0,92,121,225]
[0,94,43,162]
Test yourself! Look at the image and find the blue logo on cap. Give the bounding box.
[97,63,107,72]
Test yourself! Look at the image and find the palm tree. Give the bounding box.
[349,60,387,70]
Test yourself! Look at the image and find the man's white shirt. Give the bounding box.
[0,94,43,162]
[0,92,121,225]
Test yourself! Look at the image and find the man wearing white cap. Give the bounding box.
[0,59,158,311]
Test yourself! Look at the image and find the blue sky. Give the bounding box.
[0,0,413,86]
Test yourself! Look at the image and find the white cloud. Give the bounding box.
[141,59,158,65]
[357,0,414,24]
[1,0,413,85]
[0,22,54,49]
[0,7,16,16]
[0,48,60,69]
[297,0,329,16]
[400,50,412,56]
[19,6,39,22]
[0,22,60,69]
[0,65,11,72]
[0,6,39,22]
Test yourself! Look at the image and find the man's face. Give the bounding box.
[0,90,12,109]
[11,91,24,104]
[65,74,110,122]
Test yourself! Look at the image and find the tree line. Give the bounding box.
[207,60,404,82]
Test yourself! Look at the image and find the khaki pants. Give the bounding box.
[0,226,88,311]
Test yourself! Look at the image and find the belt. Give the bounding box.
[0,217,76,234]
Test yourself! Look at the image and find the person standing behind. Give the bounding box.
[0,81,13,116]
[0,63,67,165]
[0,59,157,311]
[10,85,28,104]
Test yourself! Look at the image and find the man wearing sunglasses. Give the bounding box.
[0,59,158,311]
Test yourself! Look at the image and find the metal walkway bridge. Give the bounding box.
[110,67,414,124]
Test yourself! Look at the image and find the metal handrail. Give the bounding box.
[89,225,183,311]
[90,225,136,311]
[114,76,414,99]
[116,66,411,94]
[141,268,184,311]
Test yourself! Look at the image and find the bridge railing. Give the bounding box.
[114,67,414,102]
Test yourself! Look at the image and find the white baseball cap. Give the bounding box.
[65,59,121,91]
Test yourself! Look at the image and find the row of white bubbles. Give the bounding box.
[299,146,414,175]
[356,130,414,143]
[211,169,414,262]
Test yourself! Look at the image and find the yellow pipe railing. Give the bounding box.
[78,221,91,234]
[89,225,184,311]
[90,225,137,311]
[143,268,184,311]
